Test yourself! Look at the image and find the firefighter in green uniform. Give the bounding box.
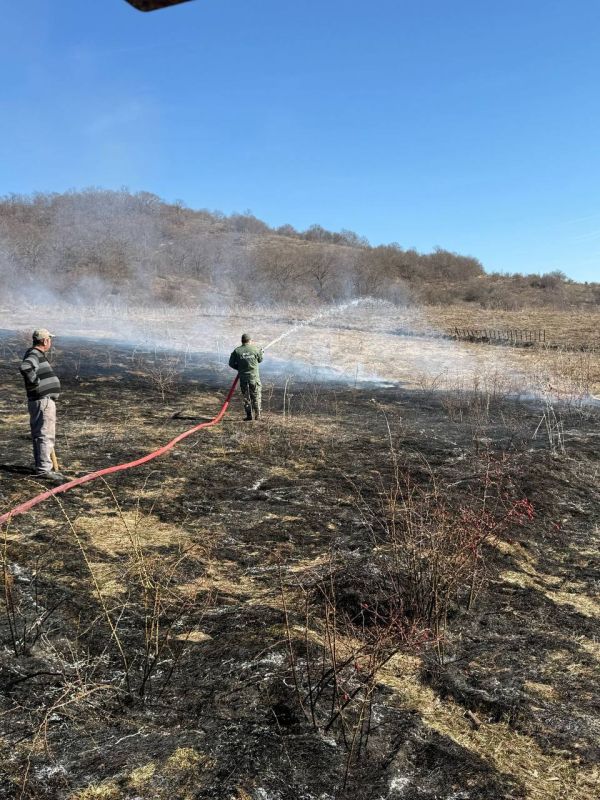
[229,334,264,420]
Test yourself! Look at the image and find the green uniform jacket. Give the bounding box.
[229,344,264,379]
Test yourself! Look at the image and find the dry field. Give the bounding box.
[0,307,599,800]
[393,306,600,349]
[2,301,599,398]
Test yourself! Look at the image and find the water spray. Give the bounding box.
[263,298,375,351]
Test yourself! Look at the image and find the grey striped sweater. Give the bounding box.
[20,347,61,401]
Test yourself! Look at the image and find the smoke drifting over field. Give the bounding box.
[0,189,358,310]
[0,190,455,386]
[1,190,597,398]
[0,295,579,403]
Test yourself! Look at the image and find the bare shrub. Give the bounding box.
[1,530,65,657]
[347,420,534,660]
[132,350,183,401]
[279,563,426,788]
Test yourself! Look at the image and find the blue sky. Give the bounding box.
[1,0,599,281]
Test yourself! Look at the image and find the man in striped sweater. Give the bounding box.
[20,328,64,480]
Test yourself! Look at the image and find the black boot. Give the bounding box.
[244,410,253,421]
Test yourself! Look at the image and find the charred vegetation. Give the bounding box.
[0,330,598,799]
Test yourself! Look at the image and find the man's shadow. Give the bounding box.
[0,464,35,476]
[171,410,213,422]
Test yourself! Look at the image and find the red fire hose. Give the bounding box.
[0,376,239,528]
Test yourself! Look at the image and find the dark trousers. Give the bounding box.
[240,377,261,417]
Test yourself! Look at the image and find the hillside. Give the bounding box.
[1,190,598,310]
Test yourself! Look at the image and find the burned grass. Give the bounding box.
[0,332,599,799]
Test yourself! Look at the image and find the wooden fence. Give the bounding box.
[453,328,546,344]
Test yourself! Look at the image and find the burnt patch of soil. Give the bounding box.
[1,331,599,799]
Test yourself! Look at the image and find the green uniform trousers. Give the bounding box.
[239,376,262,417]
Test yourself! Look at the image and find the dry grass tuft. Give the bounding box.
[68,782,122,800]
[380,654,598,800]
[74,510,186,556]
[164,746,214,774]
[127,762,156,790]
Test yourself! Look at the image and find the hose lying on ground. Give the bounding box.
[1,299,371,528]
[0,376,239,528]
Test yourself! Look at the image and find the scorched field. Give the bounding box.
[0,308,599,800]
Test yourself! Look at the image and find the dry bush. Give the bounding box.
[131,349,183,401]
[355,475,533,645]
[1,531,66,658]
[279,563,426,788]
[347,423,533,658]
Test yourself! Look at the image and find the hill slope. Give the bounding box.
[1,189,598,310]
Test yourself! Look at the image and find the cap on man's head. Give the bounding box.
[32,328,54,342]
[241,333,251,343]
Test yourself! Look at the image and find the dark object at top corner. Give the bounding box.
[125,0,194,12]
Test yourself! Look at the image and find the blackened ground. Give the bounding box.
[0,331,598,800]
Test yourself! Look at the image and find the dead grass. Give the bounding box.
[380,653,599,800]
[62,510,195,600]
[424,306,600,348]
[68,747,216,800]
[535,577,599,620]
[74,510,187,556]
[4,301,599,395]
[495,539,600,620]
[68,784,122,800]
[1,325,598,800]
